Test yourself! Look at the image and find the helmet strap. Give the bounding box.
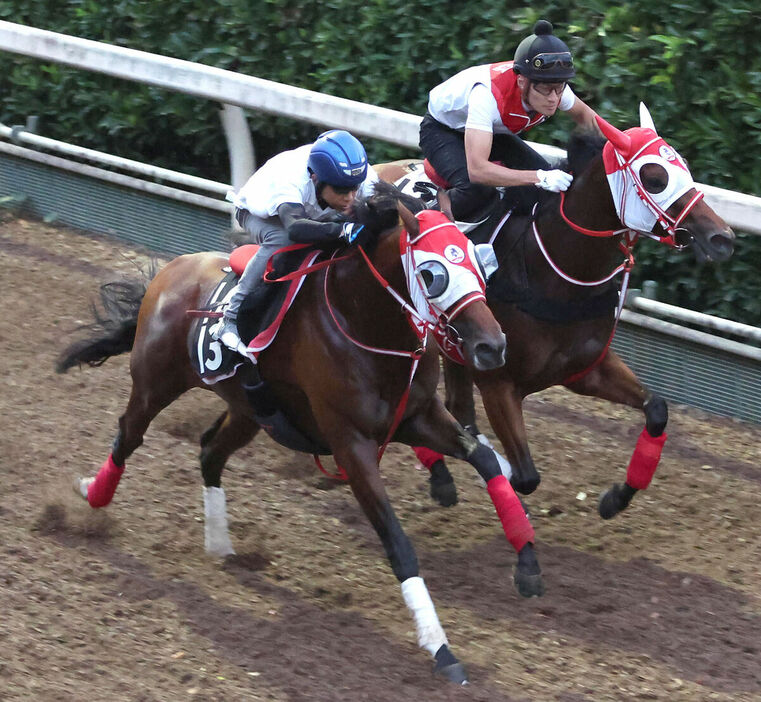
[310,172,329,206]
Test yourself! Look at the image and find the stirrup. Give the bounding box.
[215,319,250,358]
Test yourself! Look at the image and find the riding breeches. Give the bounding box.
[223,209,291,322]
[419,112,551,220]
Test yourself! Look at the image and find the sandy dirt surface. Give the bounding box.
[1,213,760,701]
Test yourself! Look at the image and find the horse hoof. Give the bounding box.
[429,480,457,507]
[510,472,540,496]
[429,461,458,507]
[598,483,629,520]
[434,662,469,685]
[513,569,545,598]
[433,645,468,685]
[73,477,93,501]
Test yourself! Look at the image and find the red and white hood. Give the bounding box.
[402,210,490,323]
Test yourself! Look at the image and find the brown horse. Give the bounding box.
[57,183,541,683]
[377,106,735,525]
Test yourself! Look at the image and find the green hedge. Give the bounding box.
[1,0,760,324]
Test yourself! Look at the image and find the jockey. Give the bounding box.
[419,19,599,221]
[217,129,378,356]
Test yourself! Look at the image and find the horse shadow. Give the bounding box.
[422,537,761,694]
[33,503,520,702]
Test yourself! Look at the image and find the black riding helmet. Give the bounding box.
[513,20,576,83]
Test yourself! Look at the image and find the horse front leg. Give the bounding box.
[399,401,543,598]
[476,375,541,495]
[565,350,668,519]
[408,359,476,507]
[331,434,468,684]
[411,359,506,508]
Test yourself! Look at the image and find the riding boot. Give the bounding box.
[216,248,269,356]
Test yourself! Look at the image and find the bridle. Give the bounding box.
[606,134,704,249]
[317,216,487,477]
[533,136,704,386]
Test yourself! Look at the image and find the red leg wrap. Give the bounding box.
[412,446,445,471]
[487,475,535,553]
[87,454,125,508]
[625,429,667,490]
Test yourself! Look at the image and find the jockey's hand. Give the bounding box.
[535,169,573,192]
[339,222,365,245]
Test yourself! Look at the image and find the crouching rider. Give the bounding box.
[216,129,379,356]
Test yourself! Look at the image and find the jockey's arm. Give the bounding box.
[464,128,540,188]
[277,202,343,244]
[566,97,600,134]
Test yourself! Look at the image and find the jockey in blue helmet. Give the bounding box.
[216,130,378,357]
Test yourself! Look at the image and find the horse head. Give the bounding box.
[594,106,734,263]
[355,182,506,371]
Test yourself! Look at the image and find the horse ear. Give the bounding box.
[436,188,455,223]
[638,102,657,133]
[398,202,419,237]
[595,114,632,159]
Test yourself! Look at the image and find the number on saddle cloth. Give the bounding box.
[236,245,322,349]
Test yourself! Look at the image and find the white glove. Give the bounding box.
[339,222,364,244]
[535,169,573,192]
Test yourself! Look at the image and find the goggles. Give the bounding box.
[531,52,573,70]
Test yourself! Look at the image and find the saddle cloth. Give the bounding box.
[394,161,511,245]
[189,245,320,385]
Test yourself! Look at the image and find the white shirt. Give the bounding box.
[427,64,576,134]
[232,144,379,220]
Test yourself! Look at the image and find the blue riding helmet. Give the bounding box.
[308,130,368,189]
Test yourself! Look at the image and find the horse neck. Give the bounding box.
[330,226,418,345]
[530,158,627,292]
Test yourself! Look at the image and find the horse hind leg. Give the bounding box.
[199,409,260,557]
[75,376,184,507]
[599,393,668,519]
[564,351,669,519]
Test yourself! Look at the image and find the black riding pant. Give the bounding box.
[419,112,551,220]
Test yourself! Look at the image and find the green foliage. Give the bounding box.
[1,0,760,323]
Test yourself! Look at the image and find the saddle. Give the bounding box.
[396,160,542,245]
[189,244,319,382]
[188,244,331,455]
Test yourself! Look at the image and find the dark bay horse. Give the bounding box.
[58,183,539,683]
[377,106,735,528]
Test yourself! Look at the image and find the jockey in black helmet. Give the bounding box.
[419,19,599,221]
[216,130,377,357]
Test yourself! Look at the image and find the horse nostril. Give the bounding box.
[473,335,507,370]
[710,229,735,260]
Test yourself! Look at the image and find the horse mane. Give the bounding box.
[351,181,424,243]
[565,128,607,176]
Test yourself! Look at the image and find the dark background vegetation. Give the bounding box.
[1,0,759,324]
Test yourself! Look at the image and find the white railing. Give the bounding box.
[1,20,761,236]
[0,20,759,363]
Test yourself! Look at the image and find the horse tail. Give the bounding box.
[56,272,155,373]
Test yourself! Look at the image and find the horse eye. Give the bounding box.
[416,261,449,298]
[639,163,668,194]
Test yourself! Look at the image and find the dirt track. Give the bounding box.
[1,214,760,701]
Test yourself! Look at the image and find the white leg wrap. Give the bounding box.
[401,576,448,657]
[478,433,513,480]
[203,486,236,556]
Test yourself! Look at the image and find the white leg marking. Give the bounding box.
[73,476,94,501]
[477,433,512,480]
[203,486,236,556]
[401,576,448,656]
